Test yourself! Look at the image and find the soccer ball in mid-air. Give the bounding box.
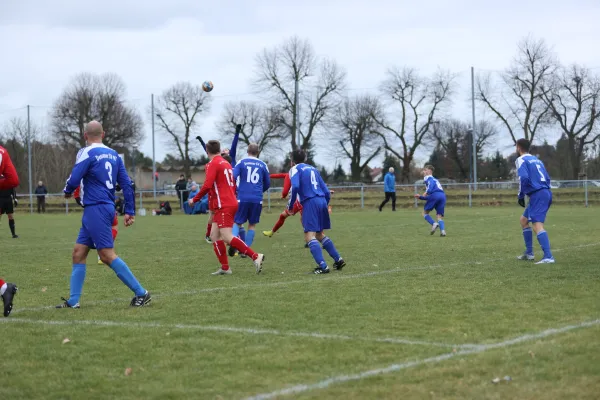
[202,81,214,92]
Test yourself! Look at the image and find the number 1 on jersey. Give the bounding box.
[224,169,234,186]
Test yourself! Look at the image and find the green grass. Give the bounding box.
[1,207,599,399]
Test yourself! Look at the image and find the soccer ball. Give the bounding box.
[202,81,214,92]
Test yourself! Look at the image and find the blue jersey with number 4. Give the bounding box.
[64,143,135,215]
[289,163,330,208]
[233,156,270,204]
[516,154,551,199]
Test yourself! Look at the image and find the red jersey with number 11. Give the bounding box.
[193,155,236,210]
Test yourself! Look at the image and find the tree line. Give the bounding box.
[1,35,599,192]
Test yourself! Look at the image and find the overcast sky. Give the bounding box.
[1,0,599,169]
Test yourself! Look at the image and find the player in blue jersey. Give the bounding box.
[515,139,554,264]
[229,143,270,257]
[414,165,447,236]
[57,121,151,308]
[289,149,345,274]
[197,124,241,243]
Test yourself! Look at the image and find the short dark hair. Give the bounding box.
[516,138,531,153]
[222,154,232,163]
[206,140,221,156]
[292,149,306,164]
[423,164,435,173]
[247,143,259,157]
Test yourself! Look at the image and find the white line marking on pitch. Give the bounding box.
[243,319,600,400]
[0,318,475,349]
[11,241,600,315]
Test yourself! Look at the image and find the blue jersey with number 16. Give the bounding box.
[289,163,330,207]
[233,156,270,204]
[64,143,135,215]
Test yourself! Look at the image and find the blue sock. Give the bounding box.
[68,263,86,305]
[523,227,533,255]
[239,226,246,243]
[438,220,445,231]
[320,236,341,262]
[537,231,553,259]
[110,257,146,297]
[308,239,327,269]
[246,229,256,247]
[232,224,240,238]
[424,215,435,225]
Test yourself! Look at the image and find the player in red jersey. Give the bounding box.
[0,145,19,316]
[262,172,303,238]
[73,185,119,264]
[189,140,265,275]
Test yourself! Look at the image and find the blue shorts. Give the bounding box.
[76,204,116,250]
[301,197,331,233]
[424,192,446,216]
[234,202,262,225]
[523,189,552,223]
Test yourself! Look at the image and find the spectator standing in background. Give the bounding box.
[379,167,397,212]
[175,174,187,202]
[35,181,48,213]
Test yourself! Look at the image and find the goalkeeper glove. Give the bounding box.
[518,198,525,208]
[235,124,242,134]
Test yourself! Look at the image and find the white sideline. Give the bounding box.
[0,317,477,349]
[244,319,600,400]
[11,241,600,315]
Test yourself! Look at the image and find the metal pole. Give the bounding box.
[468,183,472,207]
[27,105,33,214]
[584,179,588,207]
[360,185,364,209]
[471,66,477,191]
[294,79,299,147]
[414,183,418,208]
[267,188,271,212]
[151,94,157,200]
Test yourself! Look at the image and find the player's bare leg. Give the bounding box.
[517,215,534,261]
[1,278,18,317]
[436,214,446,237]
[221,227,264,274]
[422,210,438,234]
[532,221,554,264]
[263,210,290,237]
[315,231,345,271]
[99,225,118,264]
[210,222,232,275]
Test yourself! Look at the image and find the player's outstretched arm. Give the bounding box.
[196,136,207,153]
[229,124,241,165]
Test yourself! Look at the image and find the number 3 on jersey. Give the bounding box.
[105,161,114,189]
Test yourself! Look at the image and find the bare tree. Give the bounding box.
[50,72,144,149]
[216,101,285,155]
[542,64,600,179]
[371,67,454,182]
[477,36,556,144]
[254,36,346,152]
[333,95,383,181]
[431,119,497,180]
[154,82,211,177]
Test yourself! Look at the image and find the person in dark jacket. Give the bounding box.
[379,167,397,211]
[175,174,187,202]
[35,181,48,213]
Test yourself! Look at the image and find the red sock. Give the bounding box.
[230,237,258,260]
[0,279,5,287]
[112,228,118,241]
[272,214,287,233]
[206,223,212,238]
[213,240,229,270]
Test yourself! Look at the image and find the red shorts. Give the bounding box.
[112,213,118,227]
[213,206,237,228]
[286,200,303,216]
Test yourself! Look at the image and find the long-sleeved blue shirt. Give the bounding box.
[516,154,551,199]
[233,156,270,203]
[288,163,330,210]
[64,143,135,215]
[384,172,396,192]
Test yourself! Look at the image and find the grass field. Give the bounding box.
[1,206,599,399]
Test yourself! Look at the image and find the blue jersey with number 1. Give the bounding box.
[289,163,330,208]
[64,143,135,215]
[516,154,551,199]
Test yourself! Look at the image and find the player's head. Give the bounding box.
[206,140,221,157]
[247,143,259,157]
[291,148,306,166]
[84,120,105,144]
[422,165,434,176]
[516,138,531,156]
[388,167,394,173]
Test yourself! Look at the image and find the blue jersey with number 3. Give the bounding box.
[233,156,270,204]
[64,143,135,215]
[516,154,551,199]
[289,163,330,208]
